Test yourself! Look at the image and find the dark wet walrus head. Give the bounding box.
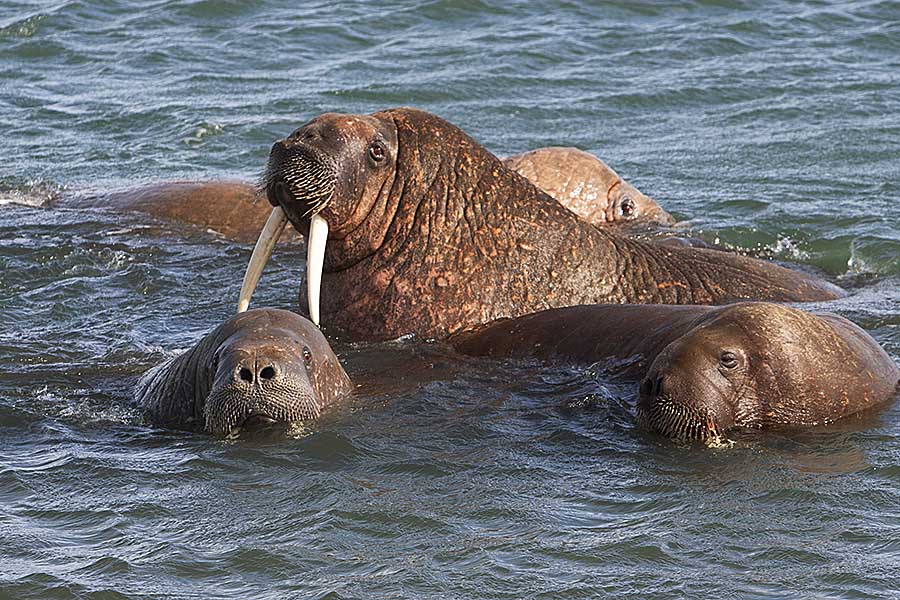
[239,107,842,341]
[637,303,900,442]
[135,309,351,436]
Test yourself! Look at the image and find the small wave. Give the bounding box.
[0,180,63,208]
[60,247,133,276]
[845,236,900,278]
[683,229,813,263]
[764,235,811,262]
[0,13,46,38]
[182,121,225,147]
[19,386,144,426]
[721,234,812,263]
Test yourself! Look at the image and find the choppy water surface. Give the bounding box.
[2,1,899,598]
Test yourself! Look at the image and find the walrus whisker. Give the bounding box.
[641,395,719,442]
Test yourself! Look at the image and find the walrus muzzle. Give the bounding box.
[637,371,727,443]
[636,393,724,442]
[238,146,336,325]
[205,370,320,436]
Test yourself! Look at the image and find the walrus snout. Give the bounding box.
[637,366,730,442]
[232,353,281,386]
[204,340,323,436]
[263,141,336,218]
[205,371,320,436]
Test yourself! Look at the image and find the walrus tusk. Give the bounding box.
[306,213,328,326]
[237,206,288,313]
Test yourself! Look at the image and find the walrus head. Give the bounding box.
[636,313,746,443]
[637,304,802,442]
[635,302,897,442]
[201,309,351,436]
[238,112,401,324]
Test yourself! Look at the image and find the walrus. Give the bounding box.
[67,149,669,241]
[237,107,843,341]
[69,181,296,243]
[135,308,351,435]
[503,147,674,226]
[451,302,900,442]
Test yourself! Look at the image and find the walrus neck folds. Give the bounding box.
[374,109,570,259]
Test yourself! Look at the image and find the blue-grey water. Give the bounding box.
[2,1,899,598]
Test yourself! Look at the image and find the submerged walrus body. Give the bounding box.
[452,302,900,442]
[241,107,842,341]
[70,181,291,243]
[135,309,351,435]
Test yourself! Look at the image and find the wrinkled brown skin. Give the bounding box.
[265,107,843,341]
[452,302,900,440]
[71,181,300,243]
[134,309,351,435]
[502,147,674,226]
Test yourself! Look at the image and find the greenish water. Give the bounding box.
[1,1,899,598]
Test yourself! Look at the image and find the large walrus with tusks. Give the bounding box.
[238,107,843,341]
[452,302,900,443]
[135,309,351,435]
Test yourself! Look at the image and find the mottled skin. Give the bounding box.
[452,303,900,441]
[263,107,842,341]
[503,147,674,226]
[135,309,351,435]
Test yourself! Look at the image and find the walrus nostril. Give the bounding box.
[273,181,294,207]
[271,140,287,154]
[259,365,276,380]
[239,367,253,383]
[641,375,664,397]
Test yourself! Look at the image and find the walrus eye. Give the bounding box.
[368,141,386,163]
[620,197,636,218]
[302,347,312,365]
[720,351,739,369]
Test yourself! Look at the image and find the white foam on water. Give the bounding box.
[0,181,63,208]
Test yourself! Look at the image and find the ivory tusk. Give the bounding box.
[306,213,328,326]
[237,206,288,313]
